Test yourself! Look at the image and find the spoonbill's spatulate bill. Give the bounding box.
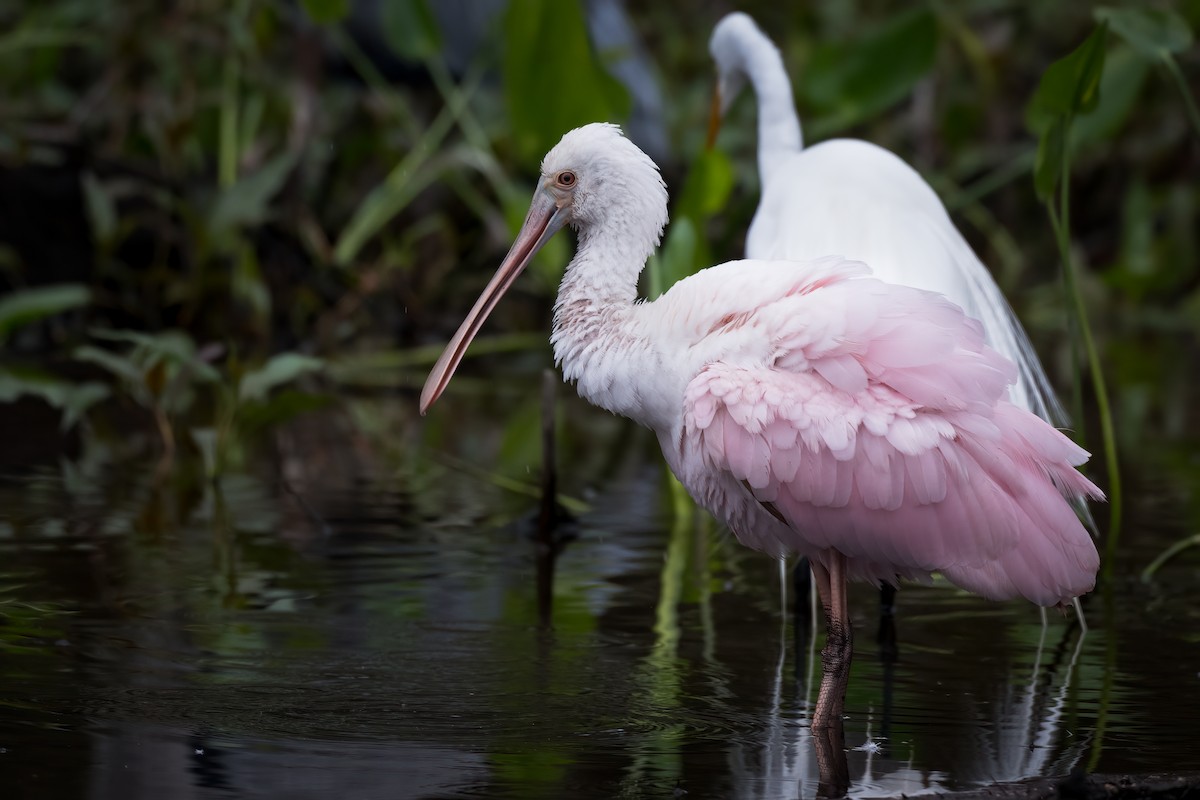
[421,125,1103,708]
[707,12,1064,426]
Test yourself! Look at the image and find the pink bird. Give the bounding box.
[421,123,1103,728]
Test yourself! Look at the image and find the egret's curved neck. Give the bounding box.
[740,34,803,177]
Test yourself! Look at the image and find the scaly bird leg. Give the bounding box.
[810,559,833,625]
[813,550,853,732]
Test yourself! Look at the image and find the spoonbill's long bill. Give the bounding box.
[420,123,1102,727]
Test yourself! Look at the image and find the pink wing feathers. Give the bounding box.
[681,267,1102,607]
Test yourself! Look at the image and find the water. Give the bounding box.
[1,412,1198,799]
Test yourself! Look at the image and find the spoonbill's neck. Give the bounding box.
[550,219,659,423]
[739,35,803,177]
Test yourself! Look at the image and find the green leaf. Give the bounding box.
[1096,6,1193,60]
[0,284,90,344]
[502,0,631,164]
[1070,46,1150,149]
[1027,23,1110,132]
[73,345,146,386]
[646,218,697,300]
[381,0,441,61]
[238,353,324,403]
[803,8,938,135]
[673,149,735,223]
[80,172,117,245]
[1033,118,1066,201]
[300,0,350,26]
[236,390,332,436]
[0,367,110,430]
[209,151,298,232]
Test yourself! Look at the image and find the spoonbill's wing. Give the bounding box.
[678,266,1101,606]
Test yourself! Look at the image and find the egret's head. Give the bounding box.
[709,12,761,117]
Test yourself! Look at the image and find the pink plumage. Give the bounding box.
[660,259,1101,608]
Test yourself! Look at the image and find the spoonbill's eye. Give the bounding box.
[556,171,577,188]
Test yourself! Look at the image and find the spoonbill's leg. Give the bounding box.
[810,559,833,623]
[813,551,853,732]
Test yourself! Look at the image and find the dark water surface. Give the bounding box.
[1,422,1198,799]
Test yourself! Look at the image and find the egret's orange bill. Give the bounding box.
[420,185,567,414]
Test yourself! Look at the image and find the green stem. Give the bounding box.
[1162,54,1200,140]
[1140,532,1200,582]
[1051,121,1122,572]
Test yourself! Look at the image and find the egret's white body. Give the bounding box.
[709,12,1063,424]
[423,122,1100,611]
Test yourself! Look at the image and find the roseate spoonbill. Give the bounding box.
[707,12,1063,426]
[420,123,1103,729]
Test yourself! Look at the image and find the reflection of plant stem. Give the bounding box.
[1047,128,1122,569]
[153,404,175,476]
[1086,580,1116,771]
[1140,532,1200,581]
[1161,55,1200,139]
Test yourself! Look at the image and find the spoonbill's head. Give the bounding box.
[707,12,773,146]
[420,123,667,414]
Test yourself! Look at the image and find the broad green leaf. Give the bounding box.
[81,172,116,244]
[86,330,222,384]
[1096,6,1193,60]
[381,0,441,61]
[0,284,90,344]
[238,353,324,402]
[237,390,331,435]
[502,0,631,164]
[803,8,938,134]
[300,0,350,25]
[646,218,697,300]
[673,149,735,223]
[1071,46,1150,148]
[73,345,146,386]
[209,151,299,232]
[1027,23,1109,132]
[1033,117,1066,201]
[0,367,109,430]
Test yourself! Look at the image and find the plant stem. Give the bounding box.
[1051,123,1122,570]
[1140,532,1200,582]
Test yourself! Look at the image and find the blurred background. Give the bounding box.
[1,2,1199,797]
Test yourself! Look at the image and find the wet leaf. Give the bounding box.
[381,0,441,61]
[0,284,90,344]
[1096,6,1193,60]
[502,0,631,164]
[238,353,324,403]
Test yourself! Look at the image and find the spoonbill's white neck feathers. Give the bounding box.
[709,12,803,166]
